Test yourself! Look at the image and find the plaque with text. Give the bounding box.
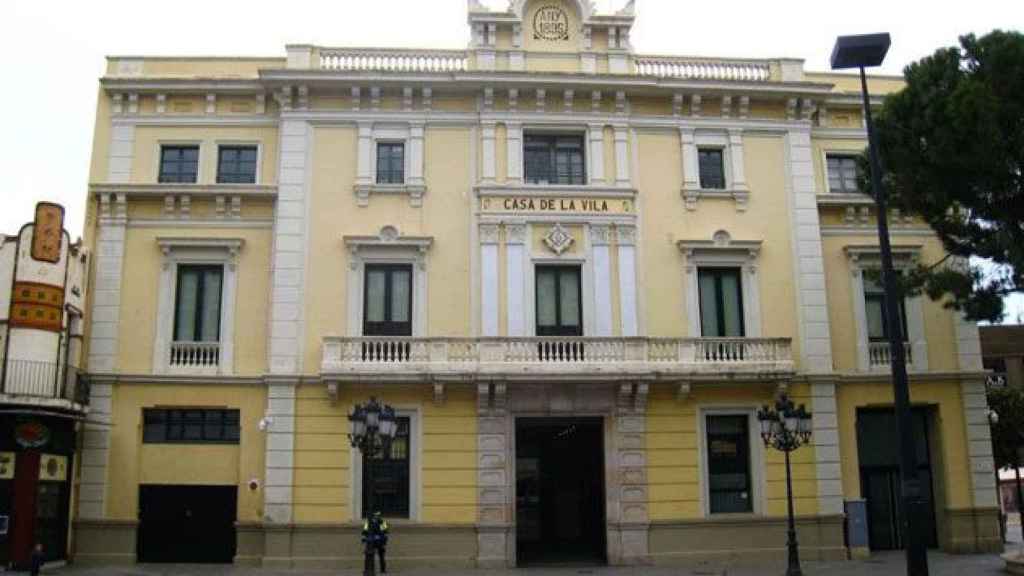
[31,202,64,264]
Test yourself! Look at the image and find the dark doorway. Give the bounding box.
[137,485,237,563]
[856,408,938,550]
[515,418,606,566]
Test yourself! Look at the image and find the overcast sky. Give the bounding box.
[3,0,1020,321]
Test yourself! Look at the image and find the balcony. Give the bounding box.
[168,341,221,375]
[321,337,794,383]
[0,359,90,410]
[868,341,914,369]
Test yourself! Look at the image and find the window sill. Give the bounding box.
[816,193,874,207]
[681,186,750,212]
[355,183,427,207]
[476,183,638,197]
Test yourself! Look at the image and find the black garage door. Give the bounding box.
[137,485,237,563]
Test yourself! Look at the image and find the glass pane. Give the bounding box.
[721,271,743,337]
[200,269,222,342]
[536,271,557,327]
[175,270,199,341]
[366,270,387,322]
[699,272,720,337]
[866,296,886,340]
[391,269,411,323]
[559,270,580,327]
[183,410,203,440]
[182,147,199,162]
[167,410,184,440]
[203,411,224,440]
[707,415,752,514]
[143,410,166,443]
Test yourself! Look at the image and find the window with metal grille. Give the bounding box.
[535,266,583,336]
[524,134,586,185]
[826,154,861,193]
[376,142,406,184]
[174,265,223,342]
[142,408,240,444]
[362,416,411,518]
[159,145,199,183]
[216,146,258,184]
[363,264,413,336]
[706,414,753,514]
[698,268,744,337]
[698,148,726,190]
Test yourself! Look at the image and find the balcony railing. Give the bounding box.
[322,336,794,381]
[868,341,914,369]
[169,341,221,374]
[319,48,469,72]
[1,359,89,407]
[634,55,772,82]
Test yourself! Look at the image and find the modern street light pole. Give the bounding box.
[758,394,814,576]
[831,33,929,575]
[348,397,399,576]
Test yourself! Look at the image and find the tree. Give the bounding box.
[988,385,1024,545]
[869,30,1024,322]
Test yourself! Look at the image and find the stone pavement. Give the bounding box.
[35,547,1021,576]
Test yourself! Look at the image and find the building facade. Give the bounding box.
[0,204,90,569]
[70,0,999,568]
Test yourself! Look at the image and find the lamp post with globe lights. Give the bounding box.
[758,394,813,576]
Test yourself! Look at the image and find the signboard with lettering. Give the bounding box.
[533,5,570,41]
[31,202,64,264]
[482,196,634,215]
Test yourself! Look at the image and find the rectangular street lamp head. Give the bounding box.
[831,33,891,69]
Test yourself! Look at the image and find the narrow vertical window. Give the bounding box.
[706,414,753,514]
[173,265,223,342]
[535,266,582,336]
[698,148,726,190]
[376,142,406,184]
[217,146,258,184]
[363,264,413,336]
[698,268,744,337]
[826,154,861,193]
[159,145,200,183]
[363,416,411,518]
[864,275,908,342]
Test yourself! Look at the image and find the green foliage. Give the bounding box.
[867,30,1024,322]
[988,385,1024,471]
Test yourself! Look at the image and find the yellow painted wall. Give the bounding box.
[835,380,971,508]
[116,226,272,375]
[646,383,819,521]
[291,383,477,524]
[105,384,266,522]
[130,126,279,185]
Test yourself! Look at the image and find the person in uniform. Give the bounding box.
[361,511,390,574]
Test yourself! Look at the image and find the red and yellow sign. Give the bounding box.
[9,282,64,332]
[31,202,64,264]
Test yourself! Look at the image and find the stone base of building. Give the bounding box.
[71,519,137,565]
[940,507,1003,554]
[647,515,846,568]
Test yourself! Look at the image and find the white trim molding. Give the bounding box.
[677,231,762,338]
[153,237,244,376]
[345,227,433,337]
[696,406,767,518]
[350,405,423,521]
[680,128,750,211]
[844,245,928,373]
[354,121,427,207]
[959,378,998,508]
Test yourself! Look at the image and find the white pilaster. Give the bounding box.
[811,381,843,515]
[614,126,630,186]
[785,128,833,373]
[590,225,613,337]
[78,381,113,519]
[617,226,638,337]
[356,122,373,186]
[506,123,522,184]
[409,122,425,186]
[505,224,527,337]
[588,124,605,184]
[680,127,700,209]
[481,123,497,183]
[960,378,998,507]
[264,381,297,524]
[728,128,749,194]
[481,224,500,337]
[955,312,984,372]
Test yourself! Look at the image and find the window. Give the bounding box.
[159,145,199,184]
[364,264,413,336]
[143,408,240,444]
[216,146,258,184]
[363,416,411,518]
[698,148,726,190]
[698,268,744,337]
[174,265,223,343]
[864,275,907,342]
[535,266,582,336]
[827,154,861,193]
[376,142,406,185]
[706,415,753,514]
[524,134,586,185]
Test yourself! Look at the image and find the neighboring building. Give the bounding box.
[70,0,999,569]
[0,204,90,569]
[981,325,1024,389]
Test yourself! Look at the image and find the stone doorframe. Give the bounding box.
[475,380,650,568]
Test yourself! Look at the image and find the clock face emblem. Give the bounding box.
[533,5,570,41]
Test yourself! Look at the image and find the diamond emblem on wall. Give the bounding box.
[544,223,574,255]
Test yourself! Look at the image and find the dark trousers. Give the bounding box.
[363,544,386,574]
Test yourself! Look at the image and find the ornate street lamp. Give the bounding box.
[832,32,930,576]
[758,394,813,576]
[348,397,398,576]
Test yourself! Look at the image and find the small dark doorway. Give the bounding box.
[856,408,938,550]
[515,418,606,566]
[137,485,237,563]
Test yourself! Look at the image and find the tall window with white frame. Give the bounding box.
[362,416,411,518]
[698,268,745,337]
[363,264,413,336]
[864,274,908,344]
[698,148,726,190]
[376,142,406,185]
[706,414,754,514]
[172,265,223,367]
[826,154,861,194]
[159,145,199,183]
[524,134,586,185]
[535,266,583,336]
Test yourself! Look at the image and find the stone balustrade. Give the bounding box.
[628,55,772,82]
[868,341,914,369]
[322,336,794,381]
[169,341,221,374]
[319,48,469,72]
